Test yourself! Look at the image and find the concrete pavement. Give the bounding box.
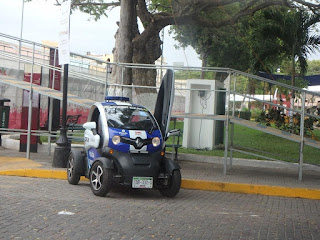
[1,145,320,200]
[2,175,320,239]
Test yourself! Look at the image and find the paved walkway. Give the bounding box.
[1,145,320,199]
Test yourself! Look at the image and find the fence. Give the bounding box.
[1,33,320,180]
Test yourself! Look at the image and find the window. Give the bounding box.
[105,106,157,131]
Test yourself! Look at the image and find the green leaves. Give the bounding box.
[71,0,120,21]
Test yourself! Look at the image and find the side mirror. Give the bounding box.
[83,122,98,135]
[166,129,181,139]
[83,121,96,130]
[83,121,100,150]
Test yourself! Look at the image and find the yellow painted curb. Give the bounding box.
[0,169,67,179]
[0,169,87,181]
[181,179,320,200]
[1,169,320,200]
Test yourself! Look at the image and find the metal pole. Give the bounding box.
[172,118,176,161]
[121,66,124,97]
[19,0,24,46]
[299,91,306,181]
[53,64,70,167]
[223,72,231,175]
[263,81,266,111]
[230,123,234,168]
[232,73,236,117]
[18,0,25,73]
[95,61,98,76]
[61,65,68,130]
[229,73,236,168]
[42,46,45,64]
[94,61,97,100]
[26,43,35,159]
[105,64,109,98]
[48,48,57,155]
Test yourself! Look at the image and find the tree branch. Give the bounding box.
[192,0,289,28]
[137,0,152,27]
[135,0,295,48]
[54,0,120,8]
[72,2,120,8]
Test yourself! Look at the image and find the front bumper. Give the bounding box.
[105,148,168,188]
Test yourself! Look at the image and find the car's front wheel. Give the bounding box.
[159,169,181,198]
[89,161,113,197]
[67,151,82,185]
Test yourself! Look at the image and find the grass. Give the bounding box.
[167,120,320,165]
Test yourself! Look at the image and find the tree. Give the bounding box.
[259,8,320,118]
[245,10,287,74]
[44,1,320,97]
[170,8,286,81]
[172,23,252,76]
[171,2,256,77]
[261,8,320,84]
[171,3,242,78]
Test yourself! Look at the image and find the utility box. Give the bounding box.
[0,98,10,128]
[182,80,225,150]
[0,98,10,146]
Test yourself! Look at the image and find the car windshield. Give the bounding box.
[105,106,157,131]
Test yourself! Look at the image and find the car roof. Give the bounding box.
[100,101,145,109]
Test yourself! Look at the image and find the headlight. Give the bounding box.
[112,135,121,145]
[152,137,160,147]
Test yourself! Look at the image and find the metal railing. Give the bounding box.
[1,33,320,180]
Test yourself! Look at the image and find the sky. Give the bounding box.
[0,0,202,67]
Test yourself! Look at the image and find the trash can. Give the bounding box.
[0,98,10,146]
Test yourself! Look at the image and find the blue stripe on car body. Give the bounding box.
[87,148,101,168]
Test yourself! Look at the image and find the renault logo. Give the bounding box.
[135,137,144,149]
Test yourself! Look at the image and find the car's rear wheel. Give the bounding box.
[90,161,112,197]
[159,169,181,198]
[67,151,82,185]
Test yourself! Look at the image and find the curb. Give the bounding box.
[1,169,320,200]
[181,179,320,200]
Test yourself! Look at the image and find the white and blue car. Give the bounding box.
[67,70,181,197]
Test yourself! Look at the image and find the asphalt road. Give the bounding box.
[0,176,319,240]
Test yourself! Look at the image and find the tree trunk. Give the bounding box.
[201,51,208,79]
[132,34,162,94]
[131,33,162,111]
[109,0,137,99]
[110,2,163,110]
[111,3,162,107]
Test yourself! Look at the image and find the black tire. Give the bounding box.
[67,151,82,185]
[159,169,181,198]
[89,161,113,197]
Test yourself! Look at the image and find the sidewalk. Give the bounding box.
[1,145,320,200]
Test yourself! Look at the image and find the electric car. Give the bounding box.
[66,70,181,197]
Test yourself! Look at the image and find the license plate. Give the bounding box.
[132,177,153,189]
